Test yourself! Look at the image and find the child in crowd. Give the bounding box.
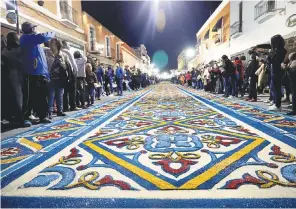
[85,63,98,106]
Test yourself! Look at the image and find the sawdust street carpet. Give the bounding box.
[1,84,296,208]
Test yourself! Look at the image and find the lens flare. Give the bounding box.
[156,9,166,32]
[152,50,169,69]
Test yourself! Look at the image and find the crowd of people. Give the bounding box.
[173,34,296,116]
[1,22,158,128]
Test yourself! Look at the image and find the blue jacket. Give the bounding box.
[96,66,104,83]
[107,67,114,80]
[115,67,124,79]
[20,32,55,79]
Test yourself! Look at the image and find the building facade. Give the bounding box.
[195,0,231,66]
[133,44,151,73]
[177,50,186,72]
[121,43,140,69]
[230,0,296,59]
[82,11,123,68]
[1,0,86,55]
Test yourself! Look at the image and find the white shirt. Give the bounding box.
[75,56,87,78]
[62,48,78,77]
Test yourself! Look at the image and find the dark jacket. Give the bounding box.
[86,71,98,88]
[249,58,259,77]
[269,35,287,75]
[223,59,234,77]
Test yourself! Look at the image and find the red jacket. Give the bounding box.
[185,73,192,80]
[234,60,244,80]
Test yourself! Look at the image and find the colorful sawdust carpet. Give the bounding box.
[1,84,296,208]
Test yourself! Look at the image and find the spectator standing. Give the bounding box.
[105,65,114,96]
[245,53,259,102]
[74,51,87,109]
[287,52,296,115]
[95,62,104,100]
[85,63,98,106]
[1,32,31,127]
[115,63,124,96]
[268,35,287,111]
[61,41,78,111]
[46,38,71,118]
[20,22,55,123]
[221,55,234,98]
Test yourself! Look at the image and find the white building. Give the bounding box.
[133,44,151,73]
[121,43,140,69]
[230,0,296,59]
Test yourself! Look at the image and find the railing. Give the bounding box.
[254,0,276,20]
[230,21,242,36]
[60,1,79,25]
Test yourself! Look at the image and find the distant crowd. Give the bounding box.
[1,21,158,128]
[172,34,296,116]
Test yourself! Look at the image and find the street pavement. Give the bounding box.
[1,83,296,208]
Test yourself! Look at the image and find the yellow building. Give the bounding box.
[195,0,230,66]
[177,50,186,72]
[1,0,86,54]
[82,11,124,67]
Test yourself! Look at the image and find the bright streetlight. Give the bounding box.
[186,48,195,58]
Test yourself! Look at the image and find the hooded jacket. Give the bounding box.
[269,35,287,75]
[20,32,55,79]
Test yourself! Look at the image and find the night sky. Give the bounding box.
[82,1,221,71]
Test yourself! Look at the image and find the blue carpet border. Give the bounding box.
[179,87,296,149]
[2,196,296,208]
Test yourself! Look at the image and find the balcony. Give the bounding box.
[230,21,243,38]
[60,1,79,28]
[254,0,276,23]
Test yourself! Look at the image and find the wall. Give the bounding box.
[230,0,296,56]
[196,1,230,64]
[1,0,85,49]
[82,12,122,61]
[122,44,139,68]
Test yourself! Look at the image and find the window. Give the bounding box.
[59,0,78,25]
[105,36,111,57]
[254,0,276,20]
[89,26,95,51]
[116,43,120,60]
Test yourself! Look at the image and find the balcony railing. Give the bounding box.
[254,0,276,20]
[60,1,79,26]
[230,21,242,36]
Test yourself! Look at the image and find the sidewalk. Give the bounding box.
[1,91,134,139]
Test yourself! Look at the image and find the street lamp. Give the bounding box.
[186,48,195,58]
